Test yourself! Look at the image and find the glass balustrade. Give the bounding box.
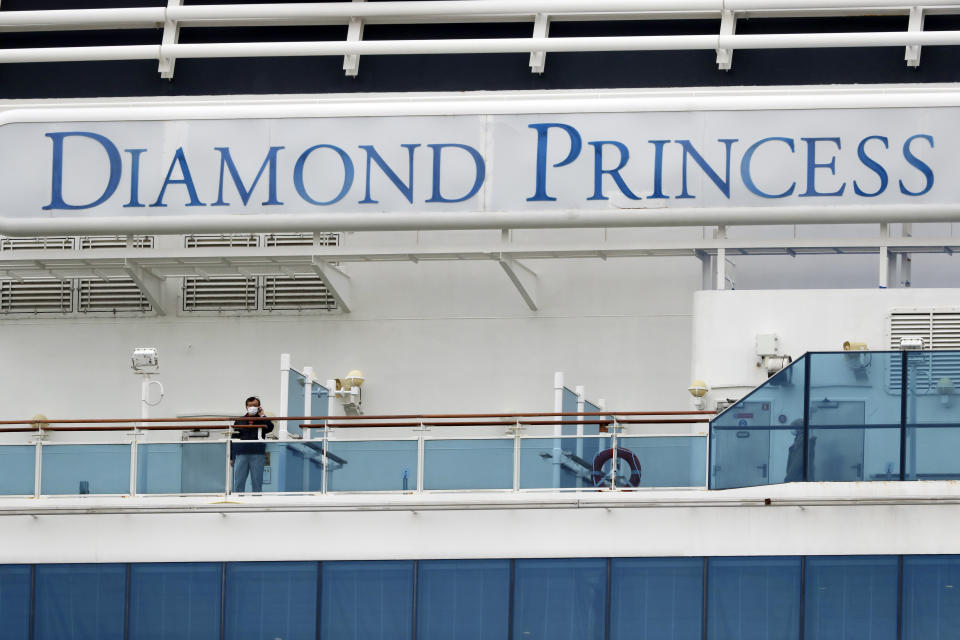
[0,445,35,495]
[138,442,227,494]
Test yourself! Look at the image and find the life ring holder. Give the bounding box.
[591,447,642,488]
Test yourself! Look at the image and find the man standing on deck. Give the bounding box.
[232,396,274,493]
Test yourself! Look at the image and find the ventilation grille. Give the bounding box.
[0,279,72,313]
[77,279,151,312]
[263,276,335,310]
[185,234,259,248]
[889,309,960,393]
[79,236,155,250]
[0,237,74,251]
[264,232,339,247]
[183,276,257,311]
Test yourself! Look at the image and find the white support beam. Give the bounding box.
[905,6,925,67]
[310,258,352,312]
[498,257,537,311]
[343,0,366,77]
[123,259,166,316]
[529,13,550,74]
[716,9,736,70]
[157,0,182,79]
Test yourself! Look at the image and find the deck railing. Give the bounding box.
[0,411,711,497]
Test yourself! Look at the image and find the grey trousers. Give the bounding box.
[233,453,266,492]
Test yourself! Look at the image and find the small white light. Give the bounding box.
[131,347,159,373]
[899,336,925,351]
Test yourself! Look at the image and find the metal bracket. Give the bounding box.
[905,6,925,68]
[311,257,352,312]
[158,0,182,79]
[343,0,367,77]
[123,259,166,315]
[498,257,538,311]
[716,9,736,71]
[529,13,550,74]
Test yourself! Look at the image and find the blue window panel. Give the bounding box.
[513,558,607,640]
[326,441,418,492]
[224,562,317,640]
[35,563,126,640]
[417,560,509,640]
[0,446,35,495]
[287,369,307,438]
[137,443,226,494]
[129,563,222,640]
[611,558,703,640]
[41,444,130,495]
[804,556,898,640]
[423,440,514,490]
[902,555,960,640]
[711,357,806,489]
[905,351,960,425]
[0,565,31,640]
[519,437,611,489]
[322,560,414,640]
[707,557,800,640]
[618,437,707,487]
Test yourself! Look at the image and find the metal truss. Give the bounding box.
[0,233,955,311]
[0,2,957,76]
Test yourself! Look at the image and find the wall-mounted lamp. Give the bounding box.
[688,380,709,410]
[899,336,925,351]
[131,347,164,425]
[334,369,365,415]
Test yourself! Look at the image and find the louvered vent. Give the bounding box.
[77,279,151,312]
[264,232,339,247]
[80,236,155,250]
[889,309,960,393]
[0,236,74,251]
[263,276,335,310]
[0,279,72,313]
[185,234,259,248]
[183,276,257,311]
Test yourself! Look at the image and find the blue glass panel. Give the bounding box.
[287,369,307,437]
[804,556,897,640]
[129,563,221,640]
[417,560,509,640]
[561,387,579,436]
[35,563,126,640]
[41,445,130,495]
[322,560,414,640]
[235,442,324,493]
[513,559,606,640]
[707,557,800,640]
[611,558,703,640]
[137,443,226,494]
[618,437,707,487]
[519,437,611,489]
[711,357,806,489]
[326,441,417,491]
[0,446,35,495]
[807,353,902,481]
[423,440,513,490]
[0,565,31,640]
[224,562,317,640]
[905,352,960,479]
[902,555,960,640]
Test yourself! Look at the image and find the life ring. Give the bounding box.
[592,447,642,488]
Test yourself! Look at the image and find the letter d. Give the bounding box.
[43,131,122,210]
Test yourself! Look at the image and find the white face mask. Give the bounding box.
[246,406,259,415]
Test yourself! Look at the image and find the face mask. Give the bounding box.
[246,406,259,415]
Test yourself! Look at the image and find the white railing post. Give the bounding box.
[158,0,182,79]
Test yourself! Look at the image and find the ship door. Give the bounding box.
[714,401,772,488]
[808,400,866,481]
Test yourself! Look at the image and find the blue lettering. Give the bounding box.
[800,137,845,197]
[899,134,934,196]
[526,123,582,202]
[293,144,354,206]
[587,141,640,201]
[648,140,670,199]
[676,139,738,199]
[43,131,121,210]
[213,146,284,207]
[426,143,485,203]
[740,137,796,199]
[150,147,205,208]
[359,144,419,204]
[854,136,889,198]
[123,148,147,208]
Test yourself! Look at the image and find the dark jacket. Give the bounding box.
[231,416,274,457]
